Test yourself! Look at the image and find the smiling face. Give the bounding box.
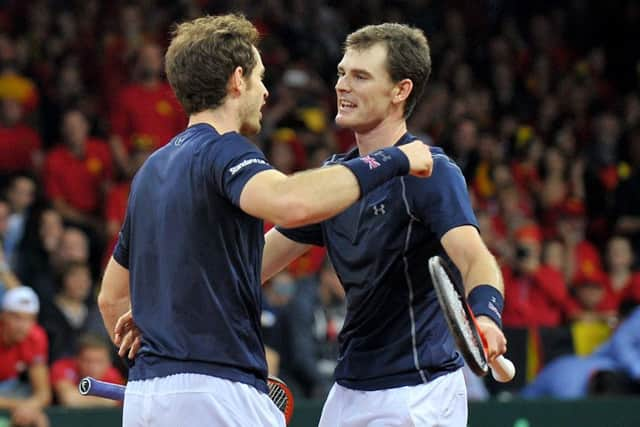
[335,43,400,133]
[239,47,268,136]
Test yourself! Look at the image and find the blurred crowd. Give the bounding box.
[0,0,639,423]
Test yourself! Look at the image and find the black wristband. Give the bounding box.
[468,285,504,329]
[342,147,410,196]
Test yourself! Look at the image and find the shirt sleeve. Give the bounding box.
[209,133,274,207]
[276,223,325,246]
[113,205,131,268]
[412,154,479,238]
[50,359,75,384]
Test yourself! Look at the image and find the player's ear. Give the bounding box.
[392,79,413,105]
[229,66,245,96]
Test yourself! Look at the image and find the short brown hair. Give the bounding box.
[75,334,111,354]
[165,14,259,115]
[345,23,431,119]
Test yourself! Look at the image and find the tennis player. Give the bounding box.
[98,15,434,427]
[262,23,508,426]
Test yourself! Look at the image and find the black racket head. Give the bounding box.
[428,255,489,376]
[268,375,294,425]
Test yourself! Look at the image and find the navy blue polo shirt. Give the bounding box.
[278,133,476,391]
[113,123,273,393]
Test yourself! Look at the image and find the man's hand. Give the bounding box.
[398,141,433,177]
[114,309,142,359]
[476,315,507,362]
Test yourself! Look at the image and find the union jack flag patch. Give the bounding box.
[361,155,381,170]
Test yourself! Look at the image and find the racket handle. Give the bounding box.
[489,355,515,383]
[79,376,126,400]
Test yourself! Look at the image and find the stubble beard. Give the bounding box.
[238,95,261,135]
[240,112,261,136]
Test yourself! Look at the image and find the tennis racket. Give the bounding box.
[428,255,515,382]
[79,375,295,424]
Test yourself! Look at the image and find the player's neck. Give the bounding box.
[355,120,407,156]
[188,107,241,135]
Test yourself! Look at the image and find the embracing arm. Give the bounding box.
[262,228,312,284]
[241,167,360,229]
[241,141,432,228]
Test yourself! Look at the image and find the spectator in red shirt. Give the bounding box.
[572,269,614,321]
[599,236,640,311]
[0,286,50,427]
[100,4,152,111]
[109,43,186,174]
[502,224,578,327]
[0,99,42,177]
[51,334,123,407]
[43,109,112,230]
[557,207,603,285]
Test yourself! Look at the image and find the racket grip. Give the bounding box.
[79,377,126,400]
[490,355,515,383]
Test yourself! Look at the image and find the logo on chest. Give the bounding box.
[372,203,386,216]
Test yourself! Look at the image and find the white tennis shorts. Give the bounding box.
[122,373,285,427]
[319,369,467,427]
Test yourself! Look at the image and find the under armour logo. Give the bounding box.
[374,151,392,162]
[372,204,386,215]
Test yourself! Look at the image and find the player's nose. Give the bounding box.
[335,76,350,92]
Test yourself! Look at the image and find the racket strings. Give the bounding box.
[268,383,289,412]
[441,273,485,366]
